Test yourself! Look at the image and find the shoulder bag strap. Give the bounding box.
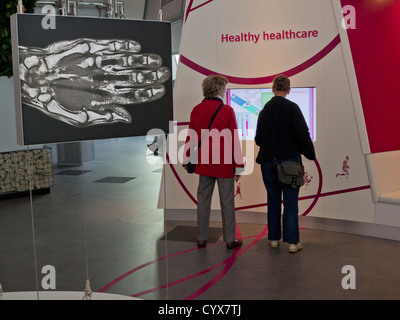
[198,102,224,149]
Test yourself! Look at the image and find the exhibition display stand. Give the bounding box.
[160,0,400,239]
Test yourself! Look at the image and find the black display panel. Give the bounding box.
[11,14,173,145]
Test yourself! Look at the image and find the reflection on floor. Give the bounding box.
[1,136,400,300]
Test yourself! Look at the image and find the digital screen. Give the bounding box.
[226,88,316,141]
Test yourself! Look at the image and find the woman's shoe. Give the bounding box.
[289,242,303,253]
[226,238,243,249]
[197,240,207,248]
[269,240,279,248]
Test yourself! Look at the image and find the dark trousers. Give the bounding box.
[261,156,301,243]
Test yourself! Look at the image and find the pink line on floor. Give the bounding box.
[184,225,268,300]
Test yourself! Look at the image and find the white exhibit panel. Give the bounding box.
[158,0,400,228]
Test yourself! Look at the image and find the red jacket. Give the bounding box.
[184,98,244,178]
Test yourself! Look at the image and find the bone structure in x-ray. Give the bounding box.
[18,39,170,127]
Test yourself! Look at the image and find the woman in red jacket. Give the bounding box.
[183,75,244,249]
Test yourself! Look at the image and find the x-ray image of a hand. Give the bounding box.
[18,39,170,127]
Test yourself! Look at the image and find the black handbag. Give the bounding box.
[186,161,196,174]
[268,105,305,189]
[275,160,305,189]
[185,103,224,174]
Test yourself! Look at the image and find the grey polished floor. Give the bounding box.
[1,136,400,300]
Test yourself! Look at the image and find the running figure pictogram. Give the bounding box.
[234,182,242,200]
[304,171,313,189]
[336,156,350,181]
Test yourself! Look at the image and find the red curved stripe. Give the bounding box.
[166,152,198,205]
[301,158,323,216]
[180,34,341,85]
[183,225,268,300]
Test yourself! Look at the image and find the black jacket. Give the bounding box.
[255,96,316,163]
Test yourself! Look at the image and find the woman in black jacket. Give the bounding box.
[255,75,315,253]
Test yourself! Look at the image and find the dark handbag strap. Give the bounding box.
[198,102,224,149]
[268,102,303,189]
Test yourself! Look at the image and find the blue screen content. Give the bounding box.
[226,87,316,141]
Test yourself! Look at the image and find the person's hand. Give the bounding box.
[19,39,170,127]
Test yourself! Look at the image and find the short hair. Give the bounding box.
[272,74,290,92]
[202,75,228,98]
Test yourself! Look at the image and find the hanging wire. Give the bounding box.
[81,142,92,300]
[162,137,169,299]
[27,146,40,300]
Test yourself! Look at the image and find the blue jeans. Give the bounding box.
[261,155,301,243]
